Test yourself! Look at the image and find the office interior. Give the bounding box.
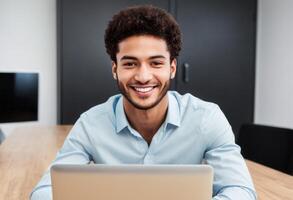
[0,0,292,199]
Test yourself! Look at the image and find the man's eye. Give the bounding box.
[123,63,136,67]
[151,62,163,67]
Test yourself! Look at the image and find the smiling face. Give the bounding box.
[112,35,176,110]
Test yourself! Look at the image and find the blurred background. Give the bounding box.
[0,0,292,140]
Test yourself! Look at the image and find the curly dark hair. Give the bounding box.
[104,5,181,63]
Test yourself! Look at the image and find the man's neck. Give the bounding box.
[123,95,169,145]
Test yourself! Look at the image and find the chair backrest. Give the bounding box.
[238,123,293,175]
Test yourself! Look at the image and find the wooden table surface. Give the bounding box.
[0,126,292,200]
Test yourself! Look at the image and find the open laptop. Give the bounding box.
[51,164,213,200]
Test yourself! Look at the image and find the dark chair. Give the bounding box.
[0,128,5,144]
[238,123,293,175]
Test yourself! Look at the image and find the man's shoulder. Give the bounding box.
[171,91,229,136]
[80,94,122,120]
[170,91,219,113]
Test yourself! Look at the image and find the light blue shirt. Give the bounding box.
[31,91,256,200]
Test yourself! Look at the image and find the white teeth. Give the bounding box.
[134,87,153,93]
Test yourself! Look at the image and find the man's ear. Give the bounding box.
[112,61,117,80]
[170,59,177,79]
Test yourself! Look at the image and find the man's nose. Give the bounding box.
[134,64,152,83]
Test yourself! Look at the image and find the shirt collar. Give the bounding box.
[115,96,129,133]
[165,92,181,128]
[115,91,181,134]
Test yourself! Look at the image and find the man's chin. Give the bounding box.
[126,98,161,110]
[118,80,171,110]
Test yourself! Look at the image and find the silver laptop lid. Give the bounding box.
[51,164,213,200]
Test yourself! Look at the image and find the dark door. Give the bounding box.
[175,0,257,137]
[59,0,169,124]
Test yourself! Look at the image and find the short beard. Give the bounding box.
[116,79,171,110]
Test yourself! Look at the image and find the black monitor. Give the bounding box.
[0,72,39,123]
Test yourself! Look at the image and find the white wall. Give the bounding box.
[255,0,293,129]
[0,0,57,135]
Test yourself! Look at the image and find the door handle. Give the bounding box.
[183,62,190,83]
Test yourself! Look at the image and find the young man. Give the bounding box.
[31,5,256,200]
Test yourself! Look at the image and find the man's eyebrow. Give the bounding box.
[120,55,166,61]
[120,56,138,61]
[149,55,166,60]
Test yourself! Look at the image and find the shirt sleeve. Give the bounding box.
[30,115,93,200]
[203,105,257,200]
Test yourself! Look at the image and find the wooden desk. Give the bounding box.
[0,126,292,200]
[0,126,70,200]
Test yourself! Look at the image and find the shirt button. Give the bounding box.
[143,153,153,164]
[139,139,148,150]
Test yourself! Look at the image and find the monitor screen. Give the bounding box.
[0,72,39,123]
